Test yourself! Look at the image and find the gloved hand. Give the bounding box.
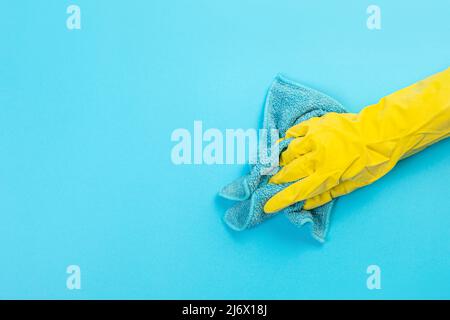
[264,68,450,213]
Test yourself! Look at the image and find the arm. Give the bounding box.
[264,68,450,213]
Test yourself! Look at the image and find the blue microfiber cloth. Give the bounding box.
[219,75,346,242]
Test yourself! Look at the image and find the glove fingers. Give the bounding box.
[303,178,367,210]
[270,154,312,184]
[330,179,366,198]
[285,117,321,138]
[279,137,313,165]
[284,122,308,139]
[303,191,333,210]
[264,173,338,213]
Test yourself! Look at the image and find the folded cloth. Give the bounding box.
[219,75,346,242]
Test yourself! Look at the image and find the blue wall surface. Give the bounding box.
[0,0,449,299]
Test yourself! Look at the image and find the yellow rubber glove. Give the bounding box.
[264,68,450,213]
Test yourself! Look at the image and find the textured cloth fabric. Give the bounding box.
[219,75,346,242]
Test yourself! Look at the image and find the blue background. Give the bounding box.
[1,0,449,299]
